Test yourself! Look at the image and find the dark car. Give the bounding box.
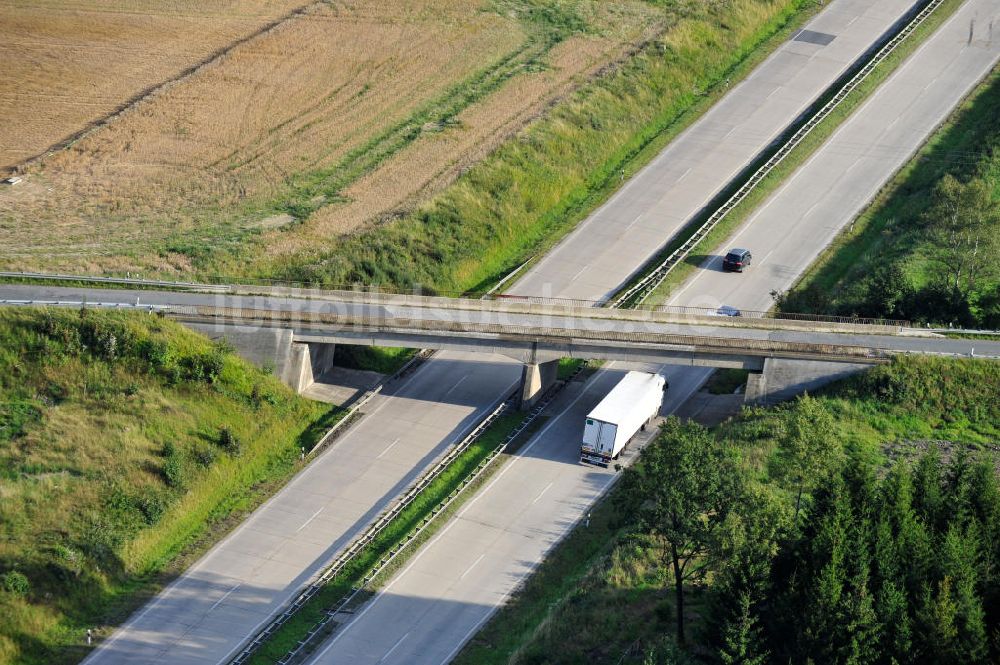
[722,248,752,272]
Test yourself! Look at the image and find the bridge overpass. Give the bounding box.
[1,282,995,406]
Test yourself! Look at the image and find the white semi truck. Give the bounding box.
[580,371,666,466]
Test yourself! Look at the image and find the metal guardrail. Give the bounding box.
[229,393,516,665]
[271,363,579,665]
[610,0,948,308]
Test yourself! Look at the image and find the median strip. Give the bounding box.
[234,365,583,664]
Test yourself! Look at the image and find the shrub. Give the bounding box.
[1,571,29,597]
[138,338,171,371]
[51,545,84,579]
[136,493,168,525]
[194,446,217,468]
[218,427,241,456]
[162,454,186,489]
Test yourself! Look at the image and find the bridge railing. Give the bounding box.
[0,270,909,331]
[178,306,894,363]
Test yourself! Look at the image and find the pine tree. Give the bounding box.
[719,592,767,665]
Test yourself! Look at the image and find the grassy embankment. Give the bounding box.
[634,0,966,307]
[455,356,1000,664]
[0,308,338,665]
[781,68,1000,328]
[250,0,820,292]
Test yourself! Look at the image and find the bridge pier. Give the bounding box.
[744,358,869,406]
[519,359,559,410]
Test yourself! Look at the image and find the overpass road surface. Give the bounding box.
[304,1,1000,664]
[5,284,999,364]
[69,0,945,662]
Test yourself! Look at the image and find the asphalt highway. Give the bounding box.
[304,1,1000,664]
[508,0,920,302]
[670,0,1000,315]
[67,0,994,662]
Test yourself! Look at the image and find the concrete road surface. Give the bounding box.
[306,363,710,665]
[302,1,1000,664]
[306,0,1000,665]
[78,0,945,662]
[81,354,522,665]
[671,0,1000,314]
[508,0,920,303]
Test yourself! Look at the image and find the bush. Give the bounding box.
[136,493,168,525]
[194,446,217,468]
[50,545,84,579]
[181,351,226,384]
[162,454,186,489]
[138,338,170,368]
[218,427,241,456]
[1,571,29,597]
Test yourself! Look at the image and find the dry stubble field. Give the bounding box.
[0,0,662,276]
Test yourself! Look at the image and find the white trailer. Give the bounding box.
[581,371,666,466]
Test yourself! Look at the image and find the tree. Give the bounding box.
[719,592,766,665]
[712,486,789,664]
[775,394,840,523]
[862,263,914,320]
[616,417,734,645]
[925,175,1000,299]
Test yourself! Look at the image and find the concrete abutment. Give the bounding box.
[184,323,335,394]
[744,358,869,406]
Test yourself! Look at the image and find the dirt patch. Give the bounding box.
[0,0,661,276]
[0,0,314,172]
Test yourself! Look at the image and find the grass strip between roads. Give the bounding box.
[630,0,964,308]
[245,411,538,663]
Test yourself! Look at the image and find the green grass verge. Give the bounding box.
[0,308,339,665]
[636,0,965,307]
[453,355,1000,664]
[241,0,820,293]
[704,369,749,395]
[332,345,417,376]
[557,358,586,381]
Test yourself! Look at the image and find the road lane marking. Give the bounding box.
[532,482,554,505]
[297,507,325,532]
[757,249,776,266]
[444,374,469,399]
[460,553,487,580]
[311,371,612,663]
[379,632,410,663]
[376,438,401,459]
[210,584,241,612]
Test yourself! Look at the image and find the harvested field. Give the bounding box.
[0,0,661,276]
[0,0,314,170]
